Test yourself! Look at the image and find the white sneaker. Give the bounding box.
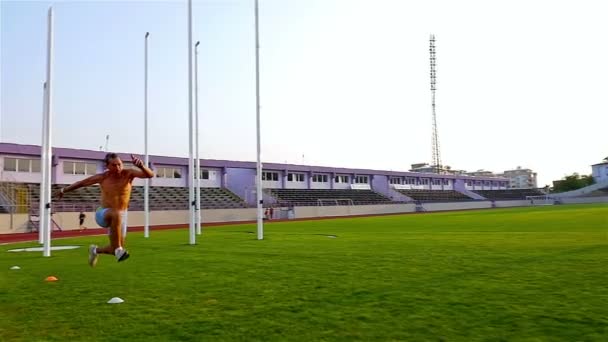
[114,247,130,262]
[88,245,98,267]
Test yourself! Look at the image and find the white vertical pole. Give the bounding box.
[39,82,48,244]
[195,41,202,235]
[187,0,196,245]
[254,0,264,240]
[144,32,150,238]
[42,7,54,257]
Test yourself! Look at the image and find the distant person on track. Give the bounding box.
[78,211,86,231]
[55,153,154,267]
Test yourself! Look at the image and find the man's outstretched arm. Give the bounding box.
[129,154,155,179]
[54,173,103,199]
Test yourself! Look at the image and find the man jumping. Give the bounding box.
[55,153,154,266]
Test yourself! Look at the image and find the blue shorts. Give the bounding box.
[95,208,110,227]
[95,207,128,237]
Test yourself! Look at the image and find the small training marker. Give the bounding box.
[326,235,337,238]
[10,266,21,270]
[45,276,58,282]
[107,297,124,304]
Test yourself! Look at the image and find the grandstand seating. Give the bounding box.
[395,189,473,202]
[265,188,392,206]
[22,183,247,211]
[576,188,608,197]
[473,188,545,200]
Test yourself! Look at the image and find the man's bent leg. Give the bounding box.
[95,209,129,261]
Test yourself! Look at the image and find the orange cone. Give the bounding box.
[45,276,58,282]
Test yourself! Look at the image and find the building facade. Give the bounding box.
[500,167,538,189]
[0,143,511,206]
[591,158,608,183]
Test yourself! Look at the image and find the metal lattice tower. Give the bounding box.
[429,34,442,174]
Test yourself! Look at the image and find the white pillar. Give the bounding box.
[144,32,150,238]
[42,7,54,257]
[39,82,48,244]
[195,41,202,235]
[187,0,196,245]
[254,0,264,240]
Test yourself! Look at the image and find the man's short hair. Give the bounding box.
[104,152,119,166]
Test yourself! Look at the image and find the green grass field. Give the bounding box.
[1,204,607,341]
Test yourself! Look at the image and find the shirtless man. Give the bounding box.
[55,153,154,266]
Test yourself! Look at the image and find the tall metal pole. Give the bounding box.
[187,0,196,245]
[42,7,54,257]
[195,41,202,235]
[144,32,150,238]
[39,82,48,244]
[254,0,264,240]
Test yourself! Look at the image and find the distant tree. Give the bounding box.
[551,173,595,193]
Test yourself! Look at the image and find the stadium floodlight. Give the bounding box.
[254,0,264,240]
[144,31,150,238]
[429,34,442,174]
[187,0,196,244]
[41,7,54,257]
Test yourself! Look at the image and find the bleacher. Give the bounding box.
[395,189,474,202]
[473,188,545,200]
[24,183,247,211]
[130,186,248,210]
[266,188,392,206]
[576,188,608,197]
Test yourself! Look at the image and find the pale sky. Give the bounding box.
[1,0,607,187]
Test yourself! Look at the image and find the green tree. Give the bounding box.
[552,173,595,193]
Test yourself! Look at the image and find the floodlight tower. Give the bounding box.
[429,34,442,174]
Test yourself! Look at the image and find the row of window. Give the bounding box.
[3,158,218,181]
[269,172,370,184]
[155,167,182,179]
[390,177,451,185]
[3,158,510,186]
[466,180,507,186]
[312,174,329,183]
[3,158,41,173]
[63,161,97,175]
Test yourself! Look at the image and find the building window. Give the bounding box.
[432,179,442,185]
[63,161,97,175]
[312,174,328,183]
[195,169,209,180]
[422,179,429,185]
[155,167,182,179]
[287,173,304,182]
[4,158,41,173]
[31,159,41,173]
[443,179,450,185]
[389,177,402,185]
[262,172,279,181]
[86,163,96,175]
[334,175,350,184]
[354,175,368,184]
[17,160,30,172]
[4,158,17,171]
[74,162,86,175]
